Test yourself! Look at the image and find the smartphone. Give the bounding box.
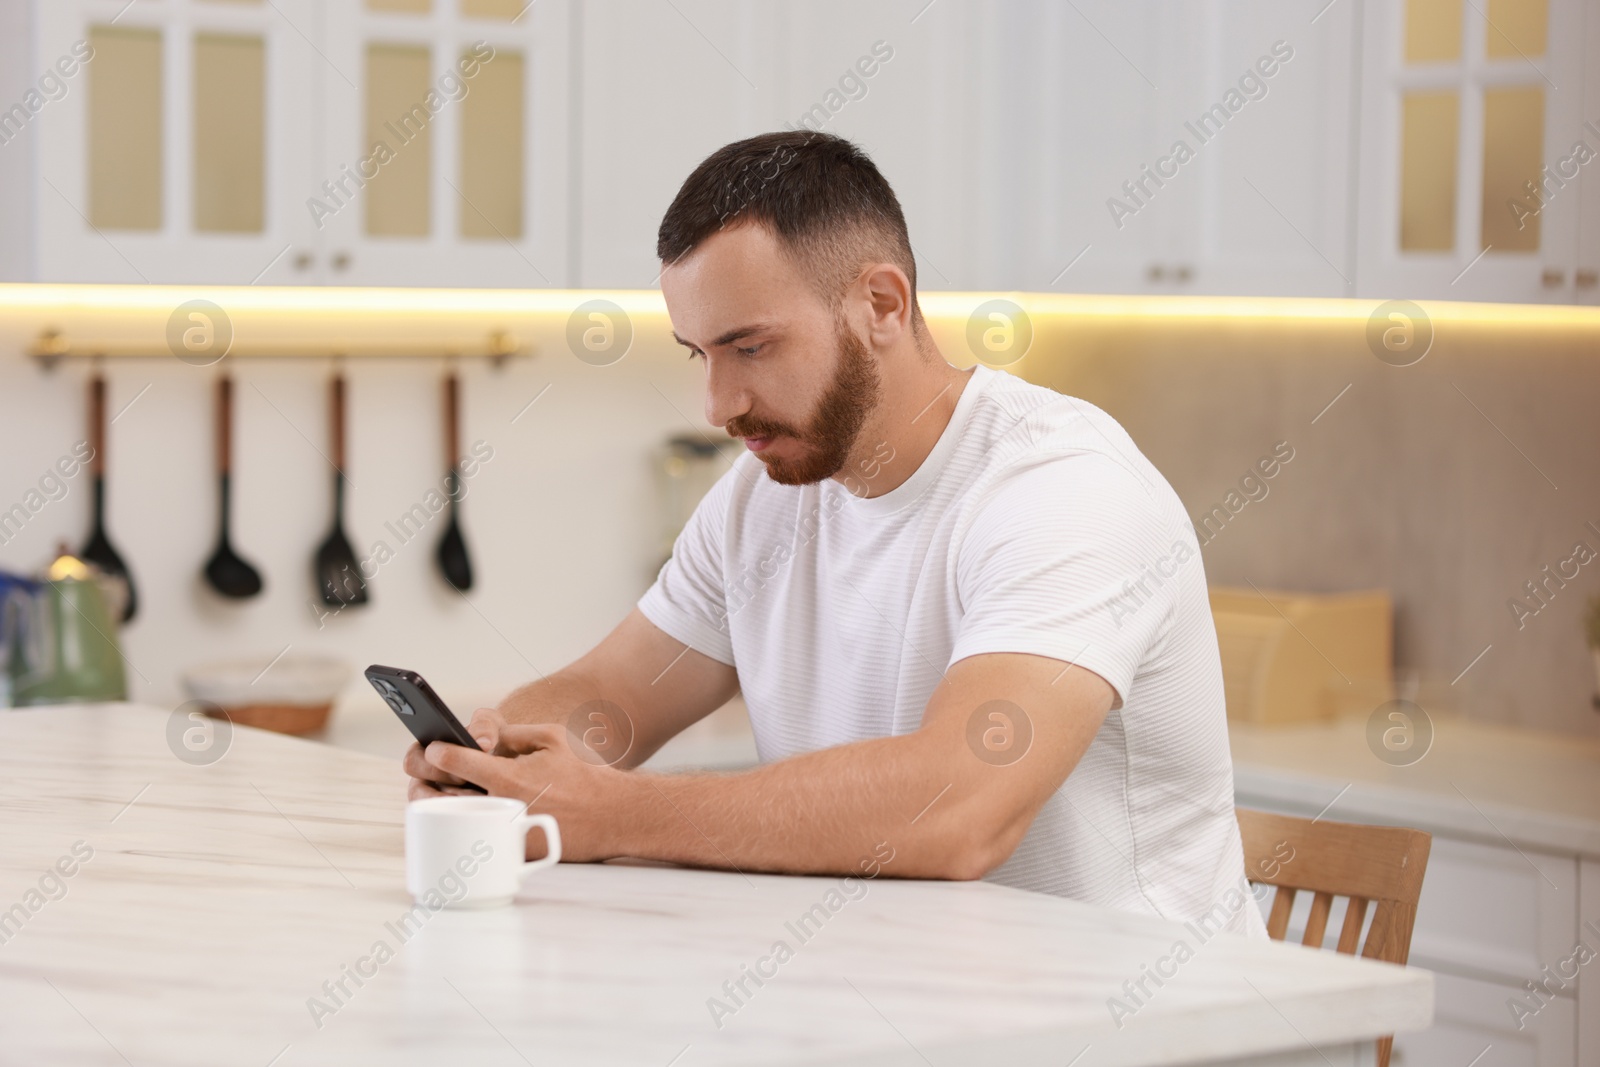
[365,664,487,793]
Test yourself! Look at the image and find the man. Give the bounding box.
[407,131,1265,937]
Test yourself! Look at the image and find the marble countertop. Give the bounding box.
[1230,713,1600,859]
[0,704,1430,1066]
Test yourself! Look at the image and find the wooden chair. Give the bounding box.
[1236,808,1432,1067]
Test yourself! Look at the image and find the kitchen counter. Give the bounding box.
[1229,713,1600,859]
[0,704,1431,1066]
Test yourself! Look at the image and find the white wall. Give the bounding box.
[0,326,715,712]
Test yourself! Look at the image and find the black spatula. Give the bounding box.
[314,373,368,607]
[435,371,474,592]
[203,375,263,598]
[80,373,138,623]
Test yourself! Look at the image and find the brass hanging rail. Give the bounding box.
[28,328,530,370]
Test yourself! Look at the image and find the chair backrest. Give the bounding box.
[1236,808,1432,1067]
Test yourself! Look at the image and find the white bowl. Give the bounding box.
[182,655,351,709]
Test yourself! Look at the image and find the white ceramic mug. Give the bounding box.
[405,796,562,909]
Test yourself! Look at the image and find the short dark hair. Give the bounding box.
[657,131,922,324]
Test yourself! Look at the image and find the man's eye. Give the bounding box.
[686,349,704,361]
[737,344,761,357]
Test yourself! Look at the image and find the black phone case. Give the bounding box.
[365,665,486,779]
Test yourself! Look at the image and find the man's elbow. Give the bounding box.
[925,820,1027,881]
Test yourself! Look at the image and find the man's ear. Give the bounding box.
[858,262,914,348]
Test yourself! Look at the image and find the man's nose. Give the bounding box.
[703,357,752,431]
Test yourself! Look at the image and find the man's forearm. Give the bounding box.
[602,730,1023,881]
[496,670,605,728]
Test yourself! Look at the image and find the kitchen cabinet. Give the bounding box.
[7,0,571,287]
[891,0,1356,298]
[3,0,1591,300]
[315,0,572,287]
[1578,0,1600,305]
[24,0,322,285]
[1353,0,1590,303]
[1232,716,1600,1067]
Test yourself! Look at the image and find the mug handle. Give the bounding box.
[516,813,562,875]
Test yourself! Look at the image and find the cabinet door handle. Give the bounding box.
[332,252,351,272]
[1147,264,1166,282]
[294,251,314,272]
[1540,268,1565,288]
[1576,269,1597,289]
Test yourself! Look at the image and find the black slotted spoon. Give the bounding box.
[435,371,474,592]
[314,373,368,607]
[202,375,264,598]
[80,373,138,623]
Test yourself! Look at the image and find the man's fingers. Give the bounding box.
[497,723,566,755]
[425,739,505,790]
[467,707,505,753]
[407,776,481,801]
[403,741,470,786]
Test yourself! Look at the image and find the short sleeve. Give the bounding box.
[950,452,1190,706]
[637,466,738,666]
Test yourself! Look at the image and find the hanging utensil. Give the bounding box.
[203,375,264,599]
[314,373,368,607]
[79,373,138,623]
[435,371,474,592]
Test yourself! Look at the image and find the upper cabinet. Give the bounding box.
[2,0,1590,300]
[1354,0,1593,302]
[14,0,570,287]
[315,0,571,287]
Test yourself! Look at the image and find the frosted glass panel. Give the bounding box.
[1405,0,1463,63]
[365,44,432,237]
[1481,87,1544,252]
[463,0,528,18]
[1399,91,1459,252]
[194,34,265,233]
[1485,0,1547,58]
[88,26,163,230]
[459,49,523,239]
[367,0,431,12]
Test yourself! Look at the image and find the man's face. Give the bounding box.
[662,224,880,486]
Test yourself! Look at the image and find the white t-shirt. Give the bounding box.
[639,365,1267,938]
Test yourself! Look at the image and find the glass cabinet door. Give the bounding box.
[316,0,571,287]
[1357,0,1584,302]
[34,0,322,284]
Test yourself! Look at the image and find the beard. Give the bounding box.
[724,318,881,486]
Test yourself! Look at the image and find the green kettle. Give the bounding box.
[8,550,128,705]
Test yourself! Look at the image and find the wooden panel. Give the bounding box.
[458,48,523,239]
[364,43,432,237]
[1399,90,1458,252]
[88,25,163,230]
[1480,86,1544,253]
[193,33,265,234]
[1485,0,1548,58]
[1405,0,1463,63]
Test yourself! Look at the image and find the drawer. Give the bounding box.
[1408,836,1578,988]
[1390,970,1576,1067]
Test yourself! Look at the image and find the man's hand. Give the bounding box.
[421,723,631,863]
[402,707,507,800]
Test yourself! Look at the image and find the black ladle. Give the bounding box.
[80,373,138,623]
[435,371,474,592]
[314,373,368,607]
[203,376,263,598]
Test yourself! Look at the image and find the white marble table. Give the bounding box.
[0,705,1431,1066]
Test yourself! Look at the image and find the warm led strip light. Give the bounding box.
[2,284,1596,362]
